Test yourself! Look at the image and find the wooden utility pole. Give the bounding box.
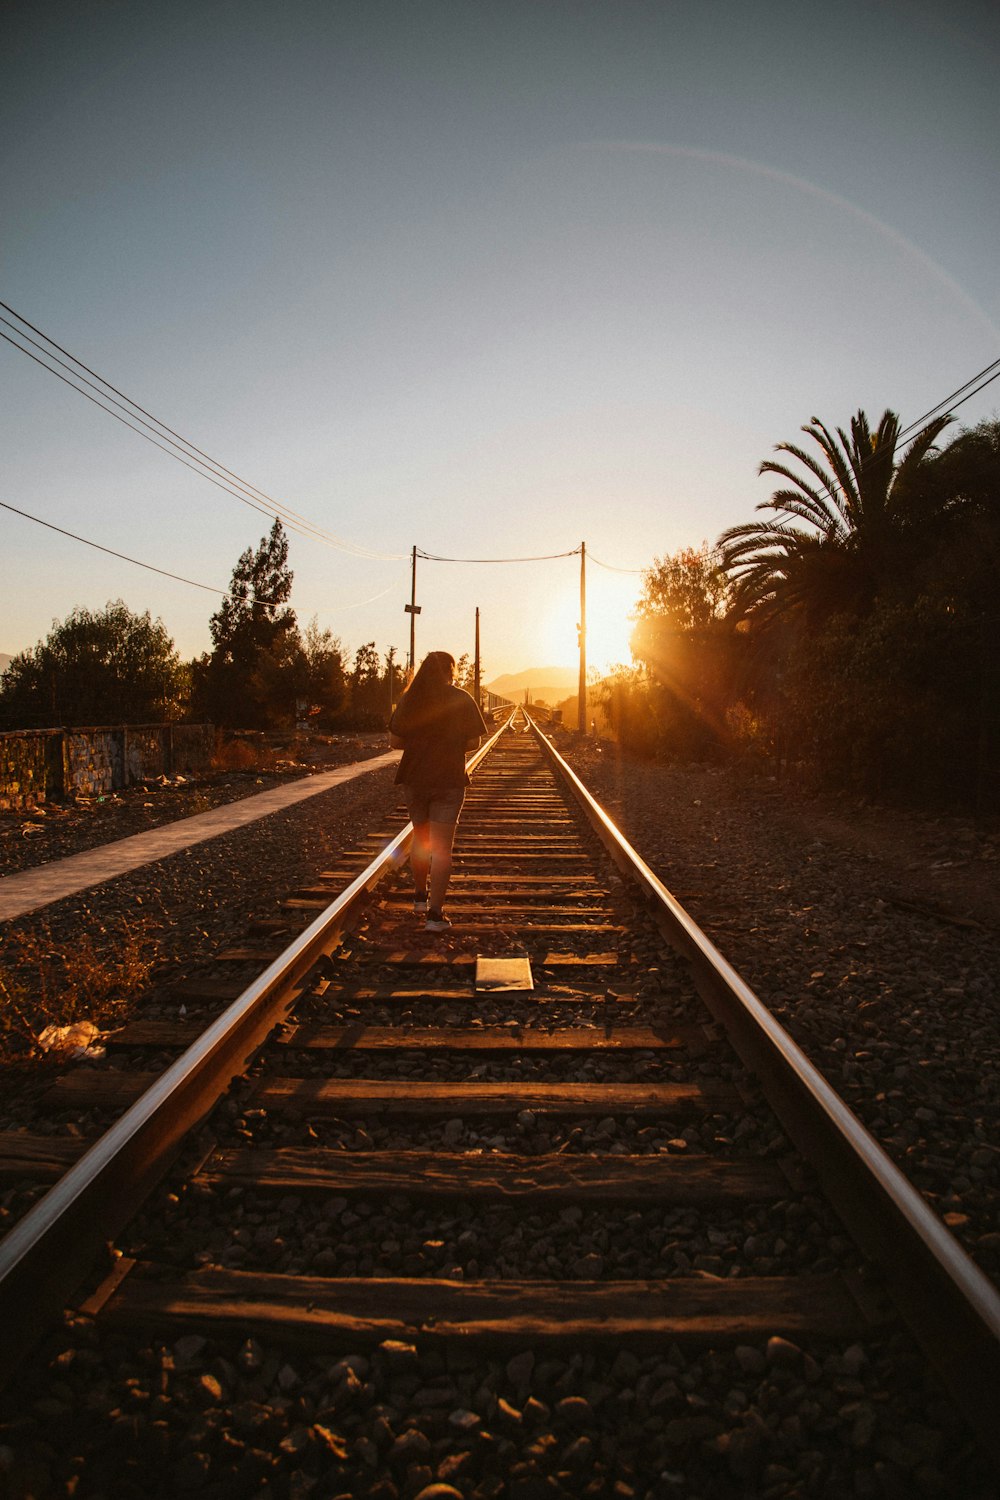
[578,540,587,734]
[474,607,481,706]
[404,545,421,679]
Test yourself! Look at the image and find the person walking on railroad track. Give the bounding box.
[389,650,488,931]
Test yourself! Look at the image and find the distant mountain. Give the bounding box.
[486,665,578,706]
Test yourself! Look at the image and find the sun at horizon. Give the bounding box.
[536,571,640,677]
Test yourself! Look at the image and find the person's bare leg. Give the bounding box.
[427,819,458,913]
[410,821,431,899]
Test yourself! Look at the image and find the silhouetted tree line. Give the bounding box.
[5,413,996,810]
[0,519,407,734]
[604,414,1000,812]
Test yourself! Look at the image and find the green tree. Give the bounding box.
[348,641,385,727]
[718,414,1000,807]
[203,519,302,728]
[718,409,953,622]
[627,546,737,758]
[300,617,348,730]
[781,593,982,803]
[0,601,184,728]
[454,653,479,696]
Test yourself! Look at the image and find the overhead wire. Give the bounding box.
[588,553,645,574]
[416,546,582,563]
[763,354,1000,525]
[1,498,226,596]
[0,302,404,561]
[1,497,408,616]
[894,356,1000,446]
[4,297,997,591]
[0,326,296,533]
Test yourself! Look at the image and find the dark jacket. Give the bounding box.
[390,685,488,789]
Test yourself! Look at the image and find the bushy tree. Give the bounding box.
[628,546,738,759]
[0,601,185,728]
[299,618,348,730]
[454,653,476,695]
[348,641,386,727]
[597,665,661,756]
[782,595,982,802]
[202,519,303,729]
[717,414,1000,808]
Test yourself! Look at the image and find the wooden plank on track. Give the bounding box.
[282,1023,700,1050]
[473,957,533,992]
[441,875,602,886]
[107,1021,703,1052]
[383,898,615,911]
[170,979,252,1003]
[43,1073,156,1109]
[92,1265,877,1343]
[0,1131,92,1182]
[541,952,620,967]
[371,950,622,970]
[454,854,588,863]
[250,1078,741,1115]
[198,1146,788,1203]
[324,985,639,1004]
[372,951,476,967]
[461,832,580,840]
[217,946,285,963]
[386,918,620,930]
[106,1021,205,1049]
[386,900,614,912]
[45,1073,738,1114]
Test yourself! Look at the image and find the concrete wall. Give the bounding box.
[0,724,214,810]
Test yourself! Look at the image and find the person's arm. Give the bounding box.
[464,695,489,750]
[388,703,405,750]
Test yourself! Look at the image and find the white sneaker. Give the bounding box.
[425,909,451,932]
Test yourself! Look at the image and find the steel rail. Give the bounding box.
[0,716,513,1386]
[530,716,1000,1457]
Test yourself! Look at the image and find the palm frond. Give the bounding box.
[805,417,862,516]
[759,485,849,538]
[760,451,849,534]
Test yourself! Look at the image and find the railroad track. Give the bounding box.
[1,712,998,1495]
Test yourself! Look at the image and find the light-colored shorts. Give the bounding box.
[403,786,466,827]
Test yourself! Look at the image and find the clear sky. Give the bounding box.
[3,0,998,681]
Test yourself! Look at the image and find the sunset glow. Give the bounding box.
[537,570,640,677]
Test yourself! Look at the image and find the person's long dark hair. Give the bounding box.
[392,651,455,731]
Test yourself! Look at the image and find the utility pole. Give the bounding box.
[404,545,421,679]
[577,540,587,734]
[474,607,481,706]
[386,645,397,718]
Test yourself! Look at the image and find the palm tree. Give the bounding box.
[719,408,953,621]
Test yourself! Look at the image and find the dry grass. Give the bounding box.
[212,735,277,772]
[0,918,159,1066]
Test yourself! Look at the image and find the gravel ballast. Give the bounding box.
[1,736,998,1497]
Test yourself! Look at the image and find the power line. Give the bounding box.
[588,553,645,574]
[1,496,401,616]
[0,302,404,562]
[895,356,1000,446]
[0,326,298,533]
[0,317,295,529]
[763,355,1000,525]
[1,498,226,595]
[416,546,581,563]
